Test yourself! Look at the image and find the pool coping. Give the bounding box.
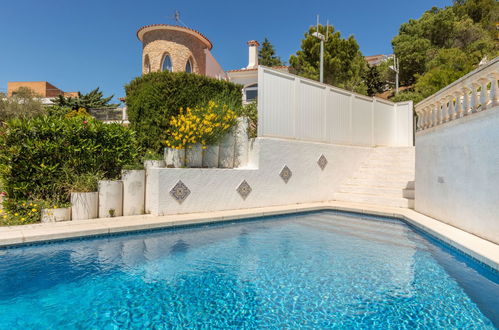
[0,201,498,271]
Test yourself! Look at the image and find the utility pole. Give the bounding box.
[390,55,400,95]
[312,15,328,83]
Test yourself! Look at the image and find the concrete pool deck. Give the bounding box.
[0,201,498,272]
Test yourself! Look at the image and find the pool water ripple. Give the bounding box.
[0,211,497,329]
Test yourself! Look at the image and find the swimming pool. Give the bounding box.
[0,211,497,328]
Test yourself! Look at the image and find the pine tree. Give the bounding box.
[51,87,118,110]
[259,38,284,67]
[289,24,368,94]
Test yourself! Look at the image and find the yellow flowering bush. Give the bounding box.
[165,101,238,149]
[0,200,44,226]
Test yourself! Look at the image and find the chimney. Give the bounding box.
[246,40,260,69]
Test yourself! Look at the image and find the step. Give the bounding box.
[333,192,415,208]
[339,185,407,198]
[402,188,414,199]
[356,167,415,176]
[345,177,414,187]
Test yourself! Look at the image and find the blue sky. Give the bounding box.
[0,0,452,100]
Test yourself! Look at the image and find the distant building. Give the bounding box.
[365,54,393,66]
[7,81,77,104]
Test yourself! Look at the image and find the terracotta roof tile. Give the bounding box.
[136,24,213,50]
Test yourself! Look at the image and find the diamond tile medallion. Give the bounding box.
[279,165,292,183]
[236,180,252,200]
[317,154,328,170]
[170,180,191,204]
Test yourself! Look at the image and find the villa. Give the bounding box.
[0,18,498,329]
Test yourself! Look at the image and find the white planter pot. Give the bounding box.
[122,170,145,216]
[219,130,236,168]
[41,207,71,223]
[144,160,166,169]
[71,192,98,220]
[185,144,203,168]
[164,148,185,168]
[98,180,123,218]
[234,117,249,168]
[202,144,219,168]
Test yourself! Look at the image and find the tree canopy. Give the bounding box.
[51,87,118,110]
[259,38,284,67]
[391,0,498,101]
[0,87,45,124]
[289,24,367,94]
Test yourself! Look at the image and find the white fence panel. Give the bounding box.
[298,80,325,141]
[258,66,413,147]
[327,89,351,144]
[374,100,396,145]
[259,70,295,138]
[351,96,373,145]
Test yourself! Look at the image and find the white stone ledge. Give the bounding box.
[0,201,497,271]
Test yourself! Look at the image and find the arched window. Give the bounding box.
[185,59,192,73]
[144,55,151,74]
[162,54,173,72]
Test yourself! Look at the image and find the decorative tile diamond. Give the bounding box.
[236,180,252,200]
[317,154,328,170]
[170,180,191,204]
[279,165,292,183]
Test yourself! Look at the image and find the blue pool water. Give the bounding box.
[0,211,498,329]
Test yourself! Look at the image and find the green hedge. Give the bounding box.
[0,116,138,202]
[125,71,242,152]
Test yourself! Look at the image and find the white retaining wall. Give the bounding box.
[146,137,373,215]
[257,66,413,147]
[415,107,499,245]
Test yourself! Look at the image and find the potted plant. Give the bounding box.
[121,164,145,216]
[68,172,101,220]
[143,150,166,169]
[41,198,71,223]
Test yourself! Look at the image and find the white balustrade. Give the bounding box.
[416,57,499,131]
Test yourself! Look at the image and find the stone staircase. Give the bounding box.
[333,147,415,208]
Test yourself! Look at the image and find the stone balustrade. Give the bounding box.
[415,57,499,131]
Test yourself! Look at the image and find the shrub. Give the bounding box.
[125,71,242,152]
[165,101,238,149]
[0,116,139,203]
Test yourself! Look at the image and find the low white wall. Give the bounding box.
[415,107,499,244]
[147,137,372,215]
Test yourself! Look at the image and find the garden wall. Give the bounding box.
[415,107,499,245]
[146,137,372,215]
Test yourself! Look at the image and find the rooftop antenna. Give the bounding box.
[312,15,326,83]
[172,10,188,27]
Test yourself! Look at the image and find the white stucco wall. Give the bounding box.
[415,107,499,244]
[147,137,373,215]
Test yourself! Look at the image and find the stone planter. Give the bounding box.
[219,130,236,168]
[122,169,145,216]
[41,207,71,223]
[98,180,123,218]
[71,192,98,220]
[185,144,203,168]
[234,117,249,168]
[164,147,185,168]
[144,160,166,169]
[202,144,219,168]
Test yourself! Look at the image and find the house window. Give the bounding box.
[162,54,173,72]
[185,59,192,73]
[144,56,151,73]
[244,83,258,102]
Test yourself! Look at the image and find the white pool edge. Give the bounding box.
[0,201,498,271]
